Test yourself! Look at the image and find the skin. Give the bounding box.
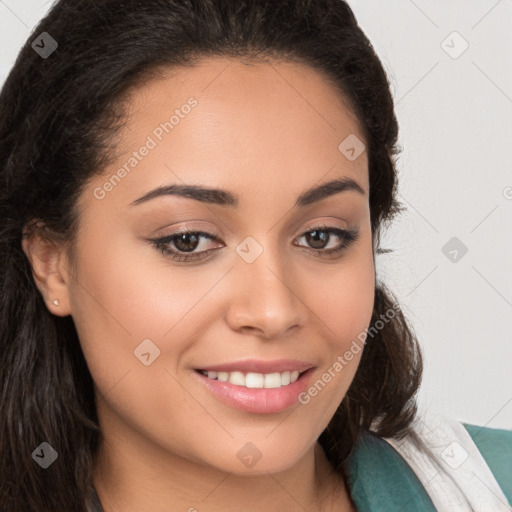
[22,56,374,511]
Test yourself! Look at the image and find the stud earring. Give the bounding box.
[52,299,60,306]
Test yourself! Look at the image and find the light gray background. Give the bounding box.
[1,0,511,429]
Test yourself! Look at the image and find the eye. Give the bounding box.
[149,224,359,263]
[294,224,359,257]
[150,228,223,262]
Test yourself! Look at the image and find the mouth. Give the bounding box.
[195,369,306,389]
[192,367,315,414]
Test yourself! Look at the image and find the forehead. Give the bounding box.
[84,56,369,213]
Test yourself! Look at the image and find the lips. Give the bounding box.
[191,359,316,413]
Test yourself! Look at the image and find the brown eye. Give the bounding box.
[295,225,359,256]
[173,232,201,252]
[304,229,330,249]
[150,229,223,262]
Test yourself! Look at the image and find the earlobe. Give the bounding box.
[21,229,72,316]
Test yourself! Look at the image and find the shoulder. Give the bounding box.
[383,412,512,510]
[463,422,512,503]
[344,412,512,511]
[345,431,437,511]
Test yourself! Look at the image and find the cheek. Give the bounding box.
[305,247,375,351]
[297,246,375,407]
[68,226,232,397]
[68,236,204,444]
[70,227,184,338]
[68,231,170,385]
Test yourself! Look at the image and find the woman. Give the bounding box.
[0,1,510,511]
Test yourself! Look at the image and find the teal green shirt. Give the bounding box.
[345,424,512,511]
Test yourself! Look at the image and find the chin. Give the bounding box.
[195,437,313,476]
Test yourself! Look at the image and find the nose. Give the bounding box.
[224,244,307,339]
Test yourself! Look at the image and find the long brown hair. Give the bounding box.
[0,1,422,510]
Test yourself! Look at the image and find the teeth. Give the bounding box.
[229,371,245,386]
[200,369,302,388]
[217,372,229,382]
[245,372,264,388]
[263,372,281,388]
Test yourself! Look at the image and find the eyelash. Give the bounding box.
[149,224,359,263]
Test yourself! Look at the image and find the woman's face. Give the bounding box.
[67,56,375,475]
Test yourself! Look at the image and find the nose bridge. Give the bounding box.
[226,234,305,336]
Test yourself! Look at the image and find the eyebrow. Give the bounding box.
[129,177,365,208]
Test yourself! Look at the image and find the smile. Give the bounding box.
[193,367,315,414]
[197,369,301,389]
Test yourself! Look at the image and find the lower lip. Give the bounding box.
[193,368,315,414]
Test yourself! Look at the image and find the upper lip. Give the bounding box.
[195,359,315,374]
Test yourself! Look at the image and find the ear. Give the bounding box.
[21,223,72,316]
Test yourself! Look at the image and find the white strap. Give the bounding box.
[383,412,511,512]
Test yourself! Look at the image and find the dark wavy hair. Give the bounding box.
[0,0,422,510]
